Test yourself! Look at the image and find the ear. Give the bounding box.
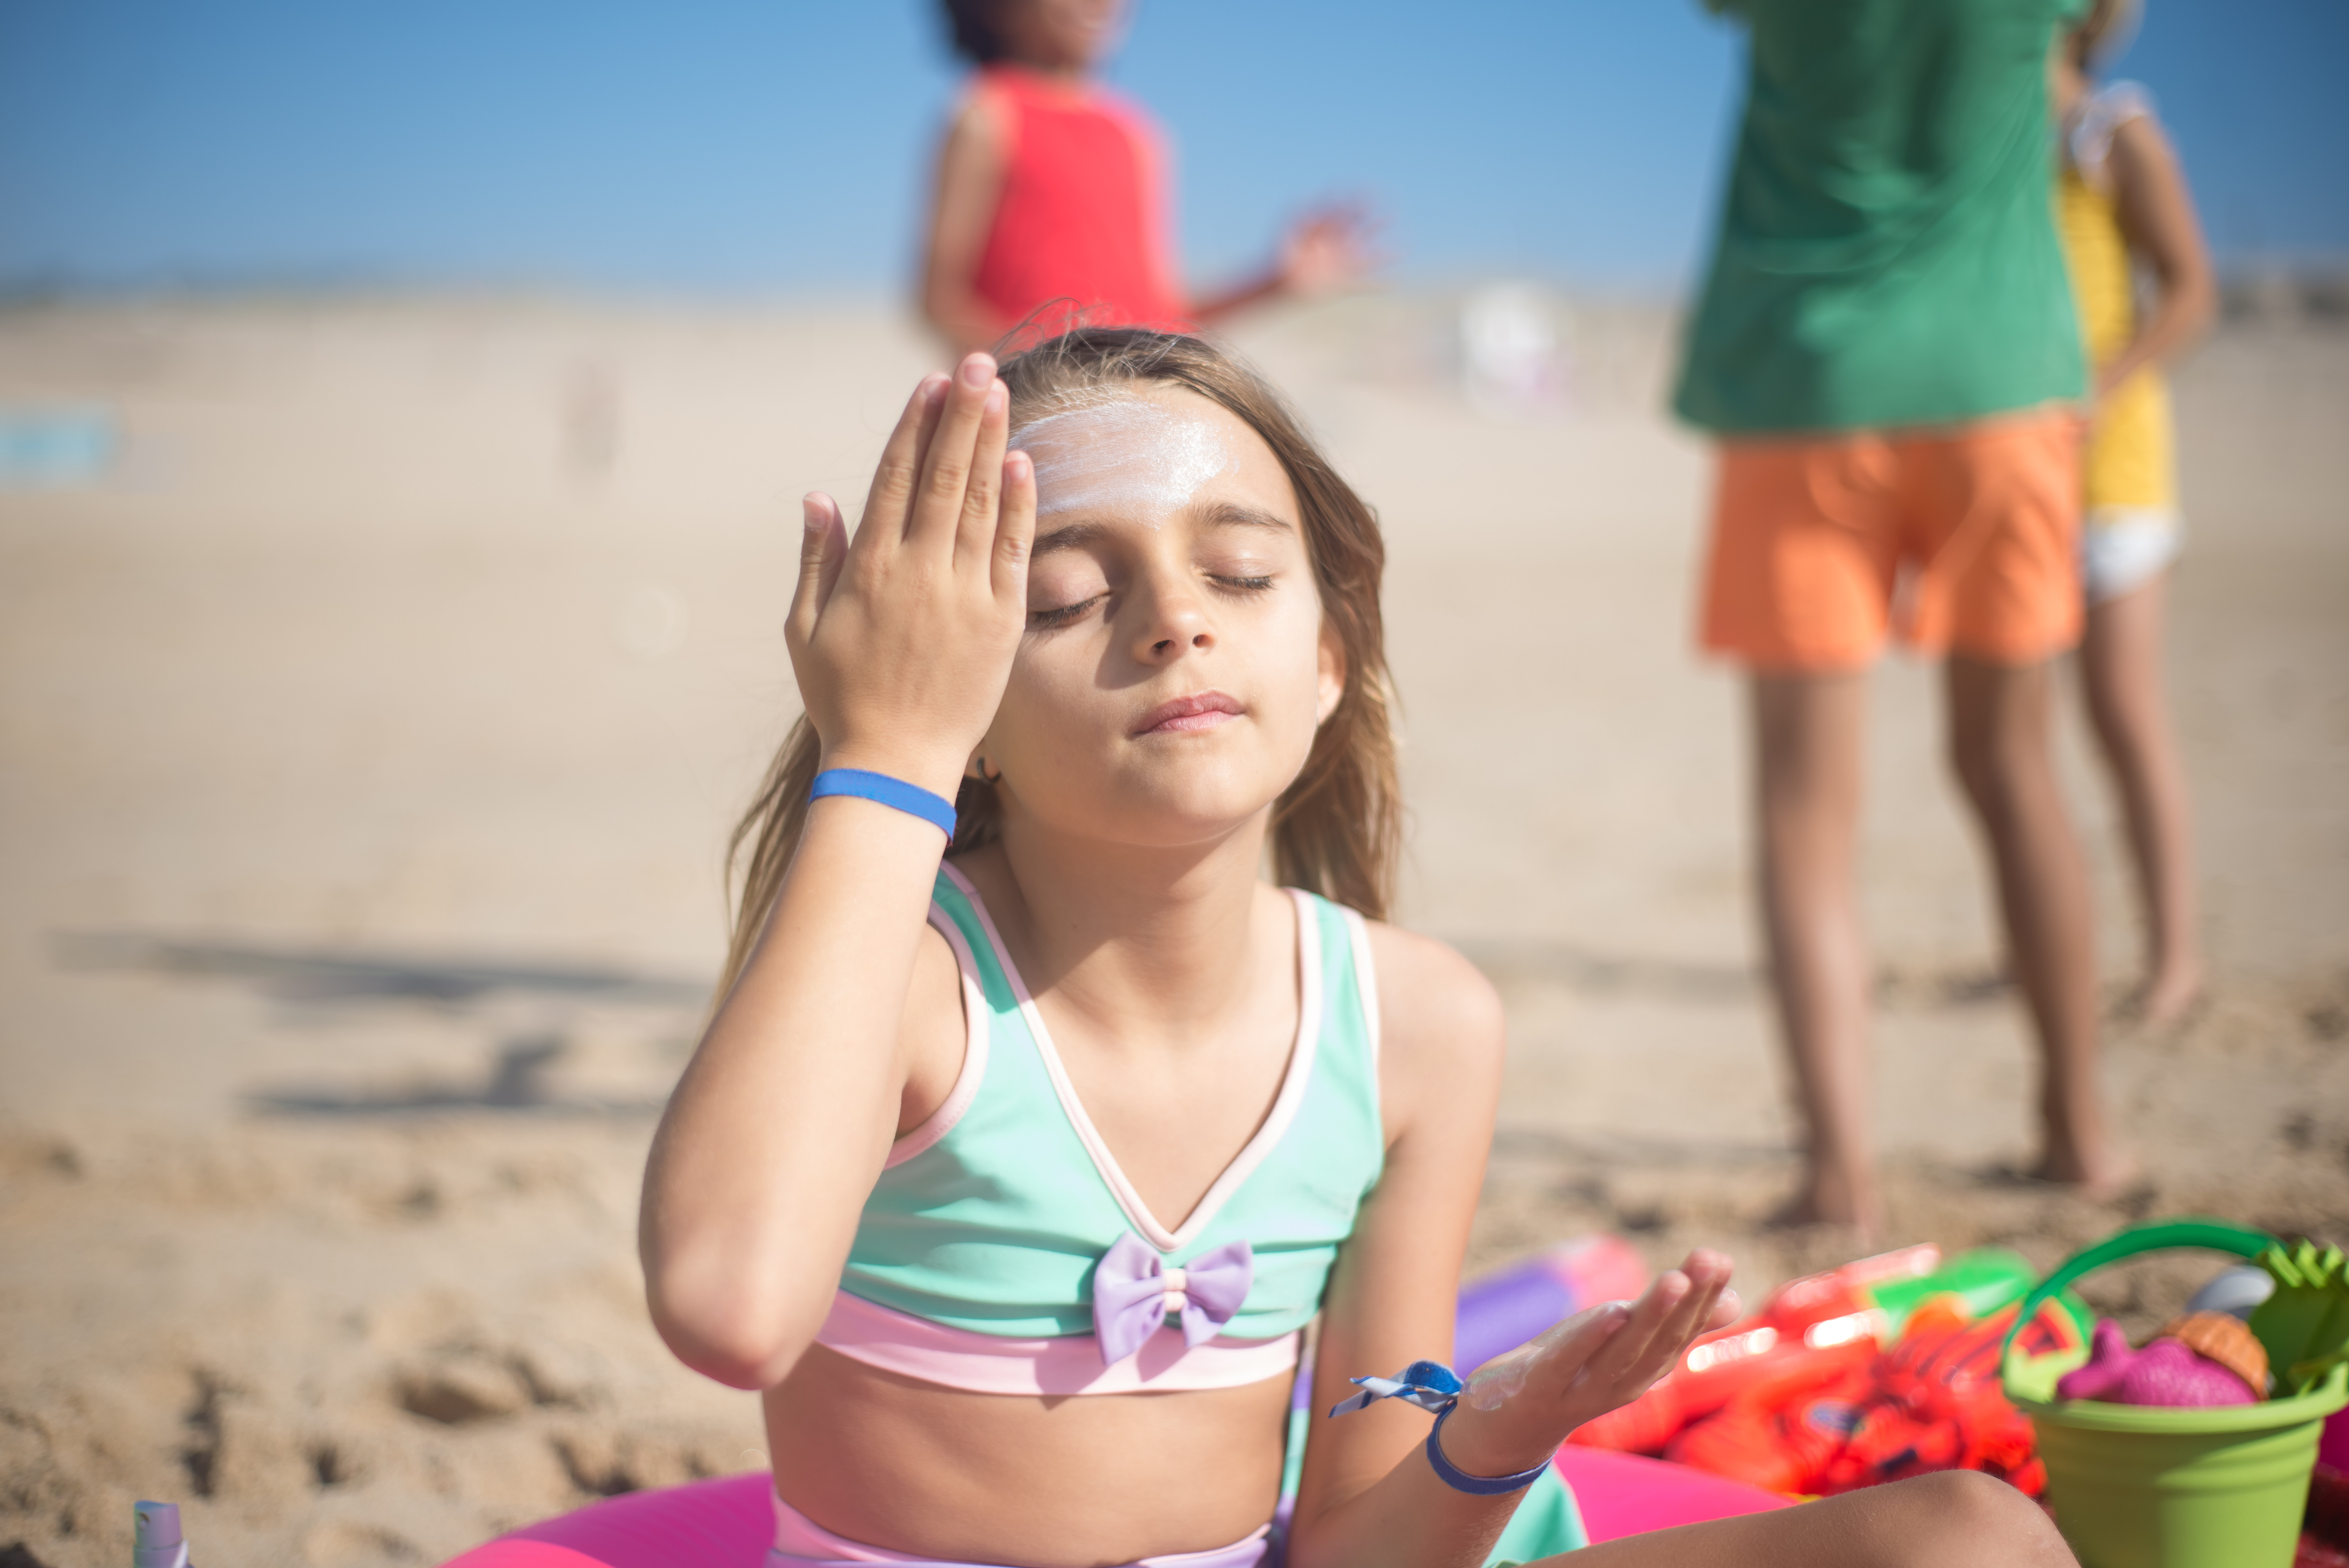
[1315,618,1346,727]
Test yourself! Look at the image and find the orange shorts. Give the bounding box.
[1698,410,2084,671]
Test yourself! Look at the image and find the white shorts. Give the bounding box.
[2081,505,2184,605]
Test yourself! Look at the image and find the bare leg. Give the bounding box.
[1944,657,2119,1190]
[2078,573,2202,1026]
[1750,672,1880,1237]
[1532,1470,2078,1566]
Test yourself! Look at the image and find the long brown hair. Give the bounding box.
[720,328,1400,995]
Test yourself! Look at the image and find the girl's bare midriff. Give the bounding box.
[765,1345,1291,1566]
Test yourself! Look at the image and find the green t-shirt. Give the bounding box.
[1674,0,2090,435]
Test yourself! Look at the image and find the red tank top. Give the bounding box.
[968,66,1192,342]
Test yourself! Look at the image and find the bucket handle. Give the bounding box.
[1999,1217,2277,1369]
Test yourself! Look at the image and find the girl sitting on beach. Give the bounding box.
[639,330,2075,1566]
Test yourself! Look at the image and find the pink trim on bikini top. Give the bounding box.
[816,869,1320,1395]
[770,1484,1271,1566]
[816,1287,1299,1396]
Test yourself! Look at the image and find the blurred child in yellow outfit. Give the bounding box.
[2053,0,2216,1027]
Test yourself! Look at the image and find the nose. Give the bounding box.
[1129,573,1214,665]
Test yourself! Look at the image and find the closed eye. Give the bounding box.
[1030,573,1273,628]
[1028,593,1105,629]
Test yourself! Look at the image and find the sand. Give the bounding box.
[1,292,2344,1566]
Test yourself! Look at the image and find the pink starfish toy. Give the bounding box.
[2056,1320,2258,1407]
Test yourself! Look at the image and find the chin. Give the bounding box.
[1056,758,1296,850]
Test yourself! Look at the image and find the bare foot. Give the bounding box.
[2134,965,2205,1032]
[1767,1176,1883,1244]
[2028,1146,2143,1203]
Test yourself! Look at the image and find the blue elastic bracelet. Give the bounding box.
[1424,1403,1552,1497]
[1327,1360,1551,1497]
[809,768,959,839]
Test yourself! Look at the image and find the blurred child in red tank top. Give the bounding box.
[920,0,1374,353]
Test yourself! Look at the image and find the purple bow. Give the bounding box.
[1091,1231,1254,1366]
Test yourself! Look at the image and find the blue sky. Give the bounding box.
[2,1,2342,297]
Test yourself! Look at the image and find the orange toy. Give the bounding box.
[1571,1245,1940,1455]
[1668,1297,2089,1497]
[1664,1350,1876,1493]
[1813,1302,2056,1495]
[2157,1310,2271,1395]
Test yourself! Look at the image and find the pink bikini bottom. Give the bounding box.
[767,1489,1270,1568]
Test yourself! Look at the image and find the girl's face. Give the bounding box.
[983,387,1342,850]
[998,0,1126,74]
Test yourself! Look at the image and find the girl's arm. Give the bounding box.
[1288,927,1733,1568]
[1190,205,1378,325]
[1285,925,1513,1566]
[2098,111,2216,401]
[639,357,1035,1390]
[922,95,1015,355]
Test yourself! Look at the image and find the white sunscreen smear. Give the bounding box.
[1010,395,1235,521]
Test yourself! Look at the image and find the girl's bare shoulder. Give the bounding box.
[945,74,1014,153]
[1360,919,1506,1076]
[2091,84,2178,186]
[2108,106,2183,183]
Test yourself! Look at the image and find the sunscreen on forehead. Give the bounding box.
[1010,394,1235,520]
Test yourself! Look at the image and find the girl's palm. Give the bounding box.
[1453,1250,1737,1467]
[787,355,1036,797]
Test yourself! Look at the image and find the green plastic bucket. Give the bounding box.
[2002,1218,2349,1568]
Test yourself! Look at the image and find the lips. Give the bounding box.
[1133,691,1244,736]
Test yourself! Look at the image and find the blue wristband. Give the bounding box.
[1424,1403,1552,1497]
[809,768,959,839]
[1327,1360,1550,1497]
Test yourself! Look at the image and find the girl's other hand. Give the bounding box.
[1278,202,1382,298]
[1438,1249,1737,1479]
[788,355,1036,801]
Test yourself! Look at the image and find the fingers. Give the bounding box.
[1465,1301,1631,1412]
[1567,1246,1726,1394]
[908,352,999,550]
[1653,1251,1732,1357]
[1612,1251,1735,1395]
[1541,1300,1634,1365]
[863,374,950,549]
[954,376,1011,570]
[993,449,1035,606]
[1288,198,1385,273]
[1588,1270,1692,1388]
[787,492,848,654]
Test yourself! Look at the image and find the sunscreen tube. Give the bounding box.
[134,1500,191,1568]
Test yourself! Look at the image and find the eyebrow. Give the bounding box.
[1032,520,1112,558]
[1199,500,1296,534]
[1030,502,1295,559]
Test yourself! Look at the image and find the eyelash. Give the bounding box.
[1027,574,1275,629]
[1028,596,1100,629]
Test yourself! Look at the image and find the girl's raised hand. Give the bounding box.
[1278,201,1382,298]
[1440,1249,1738,1477]
[787,354,1036,800]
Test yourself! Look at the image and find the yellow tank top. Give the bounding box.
[2057,82,2177,515]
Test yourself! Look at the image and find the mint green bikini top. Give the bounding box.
[837,863,1387,1343]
